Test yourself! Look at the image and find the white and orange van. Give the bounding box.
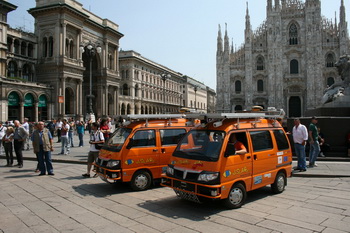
[94,114,195,191]
[161,111,292,208]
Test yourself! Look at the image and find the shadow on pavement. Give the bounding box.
[72,182,131,197]
[136,186,273,221]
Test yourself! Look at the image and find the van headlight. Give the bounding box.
[106,160,120,168]
[198,172,219,182]
[166,166,174,176]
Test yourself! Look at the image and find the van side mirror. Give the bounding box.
[224,143,236,157]
[126,139,134,149]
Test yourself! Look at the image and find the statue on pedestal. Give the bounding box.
[322,55,350,104]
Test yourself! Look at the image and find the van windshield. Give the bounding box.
[173,130,225,161]
[107,127,132,151]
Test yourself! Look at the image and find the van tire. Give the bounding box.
[271,172,286,194]
[130,170,152,191]
[223,183,246,209]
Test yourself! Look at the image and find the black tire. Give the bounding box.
[130,170,152,191]
[271,172,286,194]
[223,183,247,209]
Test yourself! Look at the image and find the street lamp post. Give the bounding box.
[194,85,198,111]
[160,73,171,114]
[80,43,101,122]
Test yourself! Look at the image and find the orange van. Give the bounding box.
[161,111,292,208]
[94,114,195,191]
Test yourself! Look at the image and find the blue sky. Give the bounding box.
[7,0,350,90]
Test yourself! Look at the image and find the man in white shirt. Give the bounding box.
[59,119,70,155]
[55,119,63,143]
[22,118,30,150]
[0,121,7,155]
[292,118,308,172]
[82,122,104,178]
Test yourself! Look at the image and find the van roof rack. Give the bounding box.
[125,114,185,120]
[184,109,285,120]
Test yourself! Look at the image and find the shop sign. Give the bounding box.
[24,93,34,107]
[38,95,47,107]
[8,92,19,106]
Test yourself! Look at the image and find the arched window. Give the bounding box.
[256,56,264,70]
[326,53,335,67]
[28,43,33,57]
[123,84,129,96]
[48,36,53,57]
[43,37,48,57]
[22,64,33,81]
[14,39,20,54]
[8,61,17,77]
[21,41,27,56]
[289,23,298,45]
[290,59,299,74]
[135,84,139,97]
[235,80,242,93]
[327,77,335,87]
[7,37,13,52]
[257,79,264,92]
[65,38,69,56]
[69,40,74,58]
[108,54,113,69]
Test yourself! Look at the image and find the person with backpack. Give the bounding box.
[82,122,104,178]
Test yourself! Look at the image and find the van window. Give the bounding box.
[160,129,186,146]
[273,129,289,150]
[173,130,225,161]
[108,127,132,151]
[250,130,273,152]
[132,130,156,147]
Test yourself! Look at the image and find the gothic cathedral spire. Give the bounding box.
[217,24,223,55]
[224,23,230,54]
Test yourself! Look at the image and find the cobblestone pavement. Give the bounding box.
[0,160,350,233]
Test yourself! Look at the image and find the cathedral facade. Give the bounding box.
[216,0,349,117]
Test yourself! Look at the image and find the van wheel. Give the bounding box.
[223,183,246,209]
[271,172,286,194]
[130,170,152,191]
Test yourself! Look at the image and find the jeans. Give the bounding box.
[78,133,84,147]
[295,143,307,170]
[60,136,69,154]
[309,141,320,165]
[68,131,74,147]
[4,142,13,165]
[37,145,53,174]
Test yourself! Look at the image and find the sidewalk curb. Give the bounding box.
[292,173,350,178]
[0,155,86,165]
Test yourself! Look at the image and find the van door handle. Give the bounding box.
[153,149,158,152]
[254,154,257,160]
[161,148,166,153]
[246,156,251,159]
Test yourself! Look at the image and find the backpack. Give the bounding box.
[94,131,104,150]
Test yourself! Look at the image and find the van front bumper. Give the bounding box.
[161,176,222,199]
[93,163,122,183]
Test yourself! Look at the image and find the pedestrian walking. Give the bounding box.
[292,118,308,172]
[3,126,14,166]
[22,118,30,150]
[55,118,62,143]
[0,121,7,155]
[59,119,70,155]
[32,121,54,176]
[13,120,29,168]
[76,121,85,147]
[68,118,75,147]
[100,118,111,143]
[308,116,321,167]
[82,122,104,178]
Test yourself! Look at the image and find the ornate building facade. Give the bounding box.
[216,0,349,117]
[0,0,215,122]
